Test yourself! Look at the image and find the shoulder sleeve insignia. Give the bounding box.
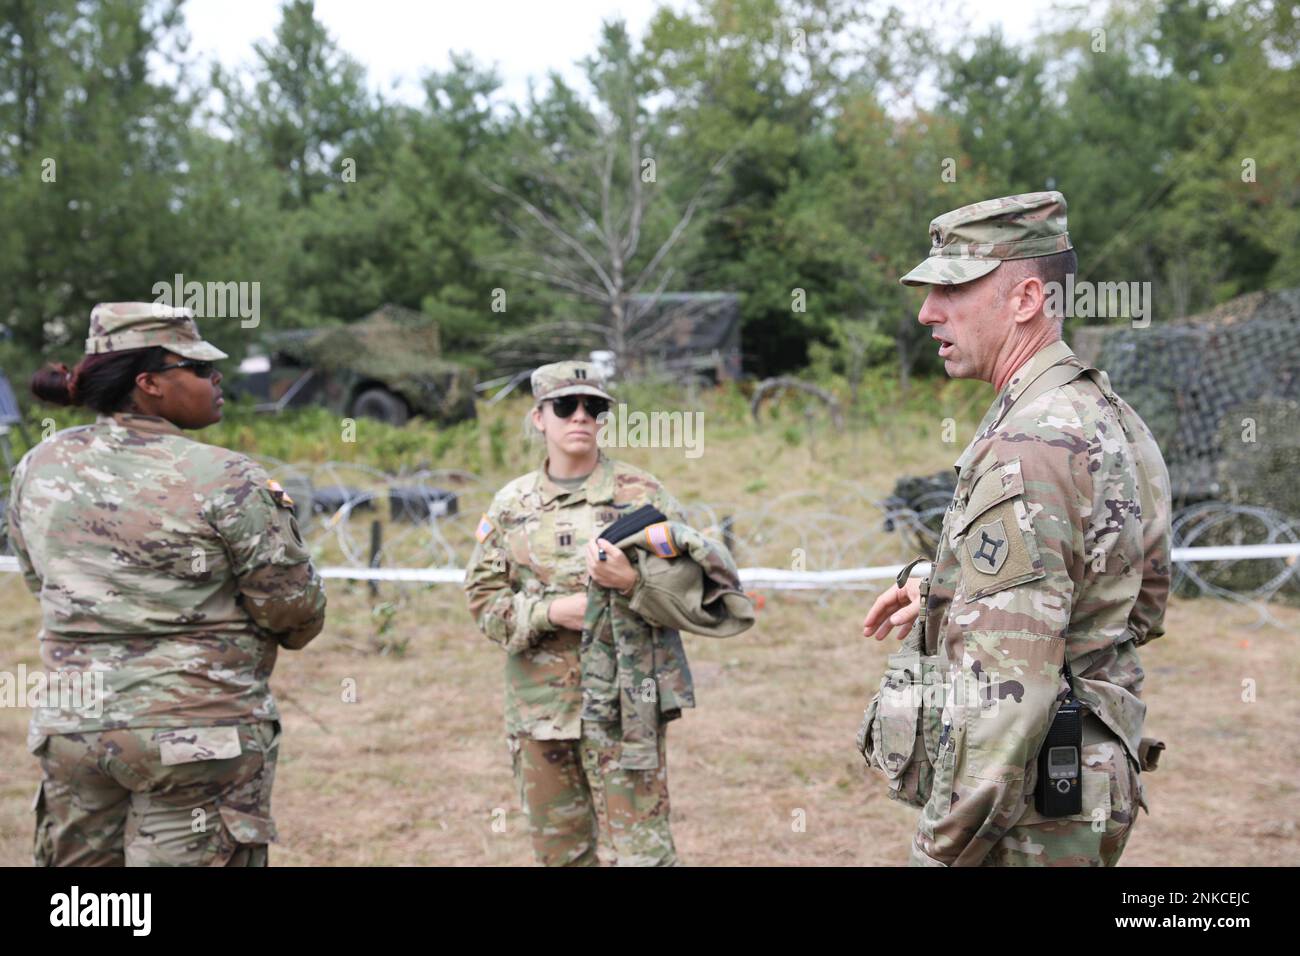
[266,478,294,508]
[957,498,1045,600]
[475,513,494,543]
[967,518,1009,574]
[644,521,679,558]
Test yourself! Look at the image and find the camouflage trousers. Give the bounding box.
[31,721,280,867]
[509,719,677,867]
[983,727,1143,867]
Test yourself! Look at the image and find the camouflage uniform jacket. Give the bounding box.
[464,453,690,741]
[912,340,1172,866]
[6,413,326,739]
[582,521,753,769]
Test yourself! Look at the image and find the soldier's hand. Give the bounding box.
[547,593,588,631]
[863,577,922,641]
[586,538,637,593]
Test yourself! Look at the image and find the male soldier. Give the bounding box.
[862,192,1172,866]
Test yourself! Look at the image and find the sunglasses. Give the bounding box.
[153,359,218,379]
[546,395,611,419]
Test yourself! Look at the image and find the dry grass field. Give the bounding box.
[1,382,1297,866]
[2,581,1296,866]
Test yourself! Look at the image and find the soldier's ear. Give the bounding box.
[530,404,546,432]
[1011,274,1047,325]
[134,370,165,398]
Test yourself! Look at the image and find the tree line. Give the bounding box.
[1,0,1295,384]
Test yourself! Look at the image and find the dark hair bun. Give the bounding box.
[30,363,78,407]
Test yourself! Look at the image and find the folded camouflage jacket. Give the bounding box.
[581,521,754,769]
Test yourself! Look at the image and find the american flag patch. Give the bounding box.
[475,513,493,543]
[644,522,678,558]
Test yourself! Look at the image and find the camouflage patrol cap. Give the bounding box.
[531,360,614,403]
[85,302,229,360]
[900,191,1072,287]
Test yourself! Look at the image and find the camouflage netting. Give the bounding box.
[283,305,444,379]
[280,305,476,422]
[1073,288,1300,513]
[1218,398,1300,518]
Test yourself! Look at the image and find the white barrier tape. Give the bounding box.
[740,566,923,586]
[1170,543,1300,562]
[320,566,464,583]
[3,543,1297,588]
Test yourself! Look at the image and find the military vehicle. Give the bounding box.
[235,304,477,427]
[483,292,743,388]
[626,292,743,383]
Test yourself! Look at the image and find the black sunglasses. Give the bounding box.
[547,395,611,419]
[152,359,218,379]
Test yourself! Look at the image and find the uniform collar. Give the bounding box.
[954,339,1076,474]
[536,452,616,506]
[99,412,185,438]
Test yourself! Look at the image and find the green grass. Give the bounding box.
[5,371,987,482]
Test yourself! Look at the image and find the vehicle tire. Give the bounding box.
[351,387,409,426]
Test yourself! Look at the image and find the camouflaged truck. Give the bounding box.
[235,304,477,427]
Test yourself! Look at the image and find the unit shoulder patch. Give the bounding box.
[957,498,1044,600]
[967,517,1010,574]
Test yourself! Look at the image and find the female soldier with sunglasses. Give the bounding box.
[6,302,326,866]
[464,360,686,866]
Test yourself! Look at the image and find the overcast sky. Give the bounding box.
[179,0,1057,105]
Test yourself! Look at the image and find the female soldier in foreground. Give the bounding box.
[464,361,689,866]
[6,302,327,866]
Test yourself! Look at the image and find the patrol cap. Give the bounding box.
[85,302,229,360]
[900,191,1072,287]
[531,360,614,404]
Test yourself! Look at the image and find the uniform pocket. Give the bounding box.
[860,651,943,808]
[206,726,280,866]
[877,660,920,778]
[217,805,278,844]
[157,726,243,766]
[204,805,277,866]
[1016,768,1111,826]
